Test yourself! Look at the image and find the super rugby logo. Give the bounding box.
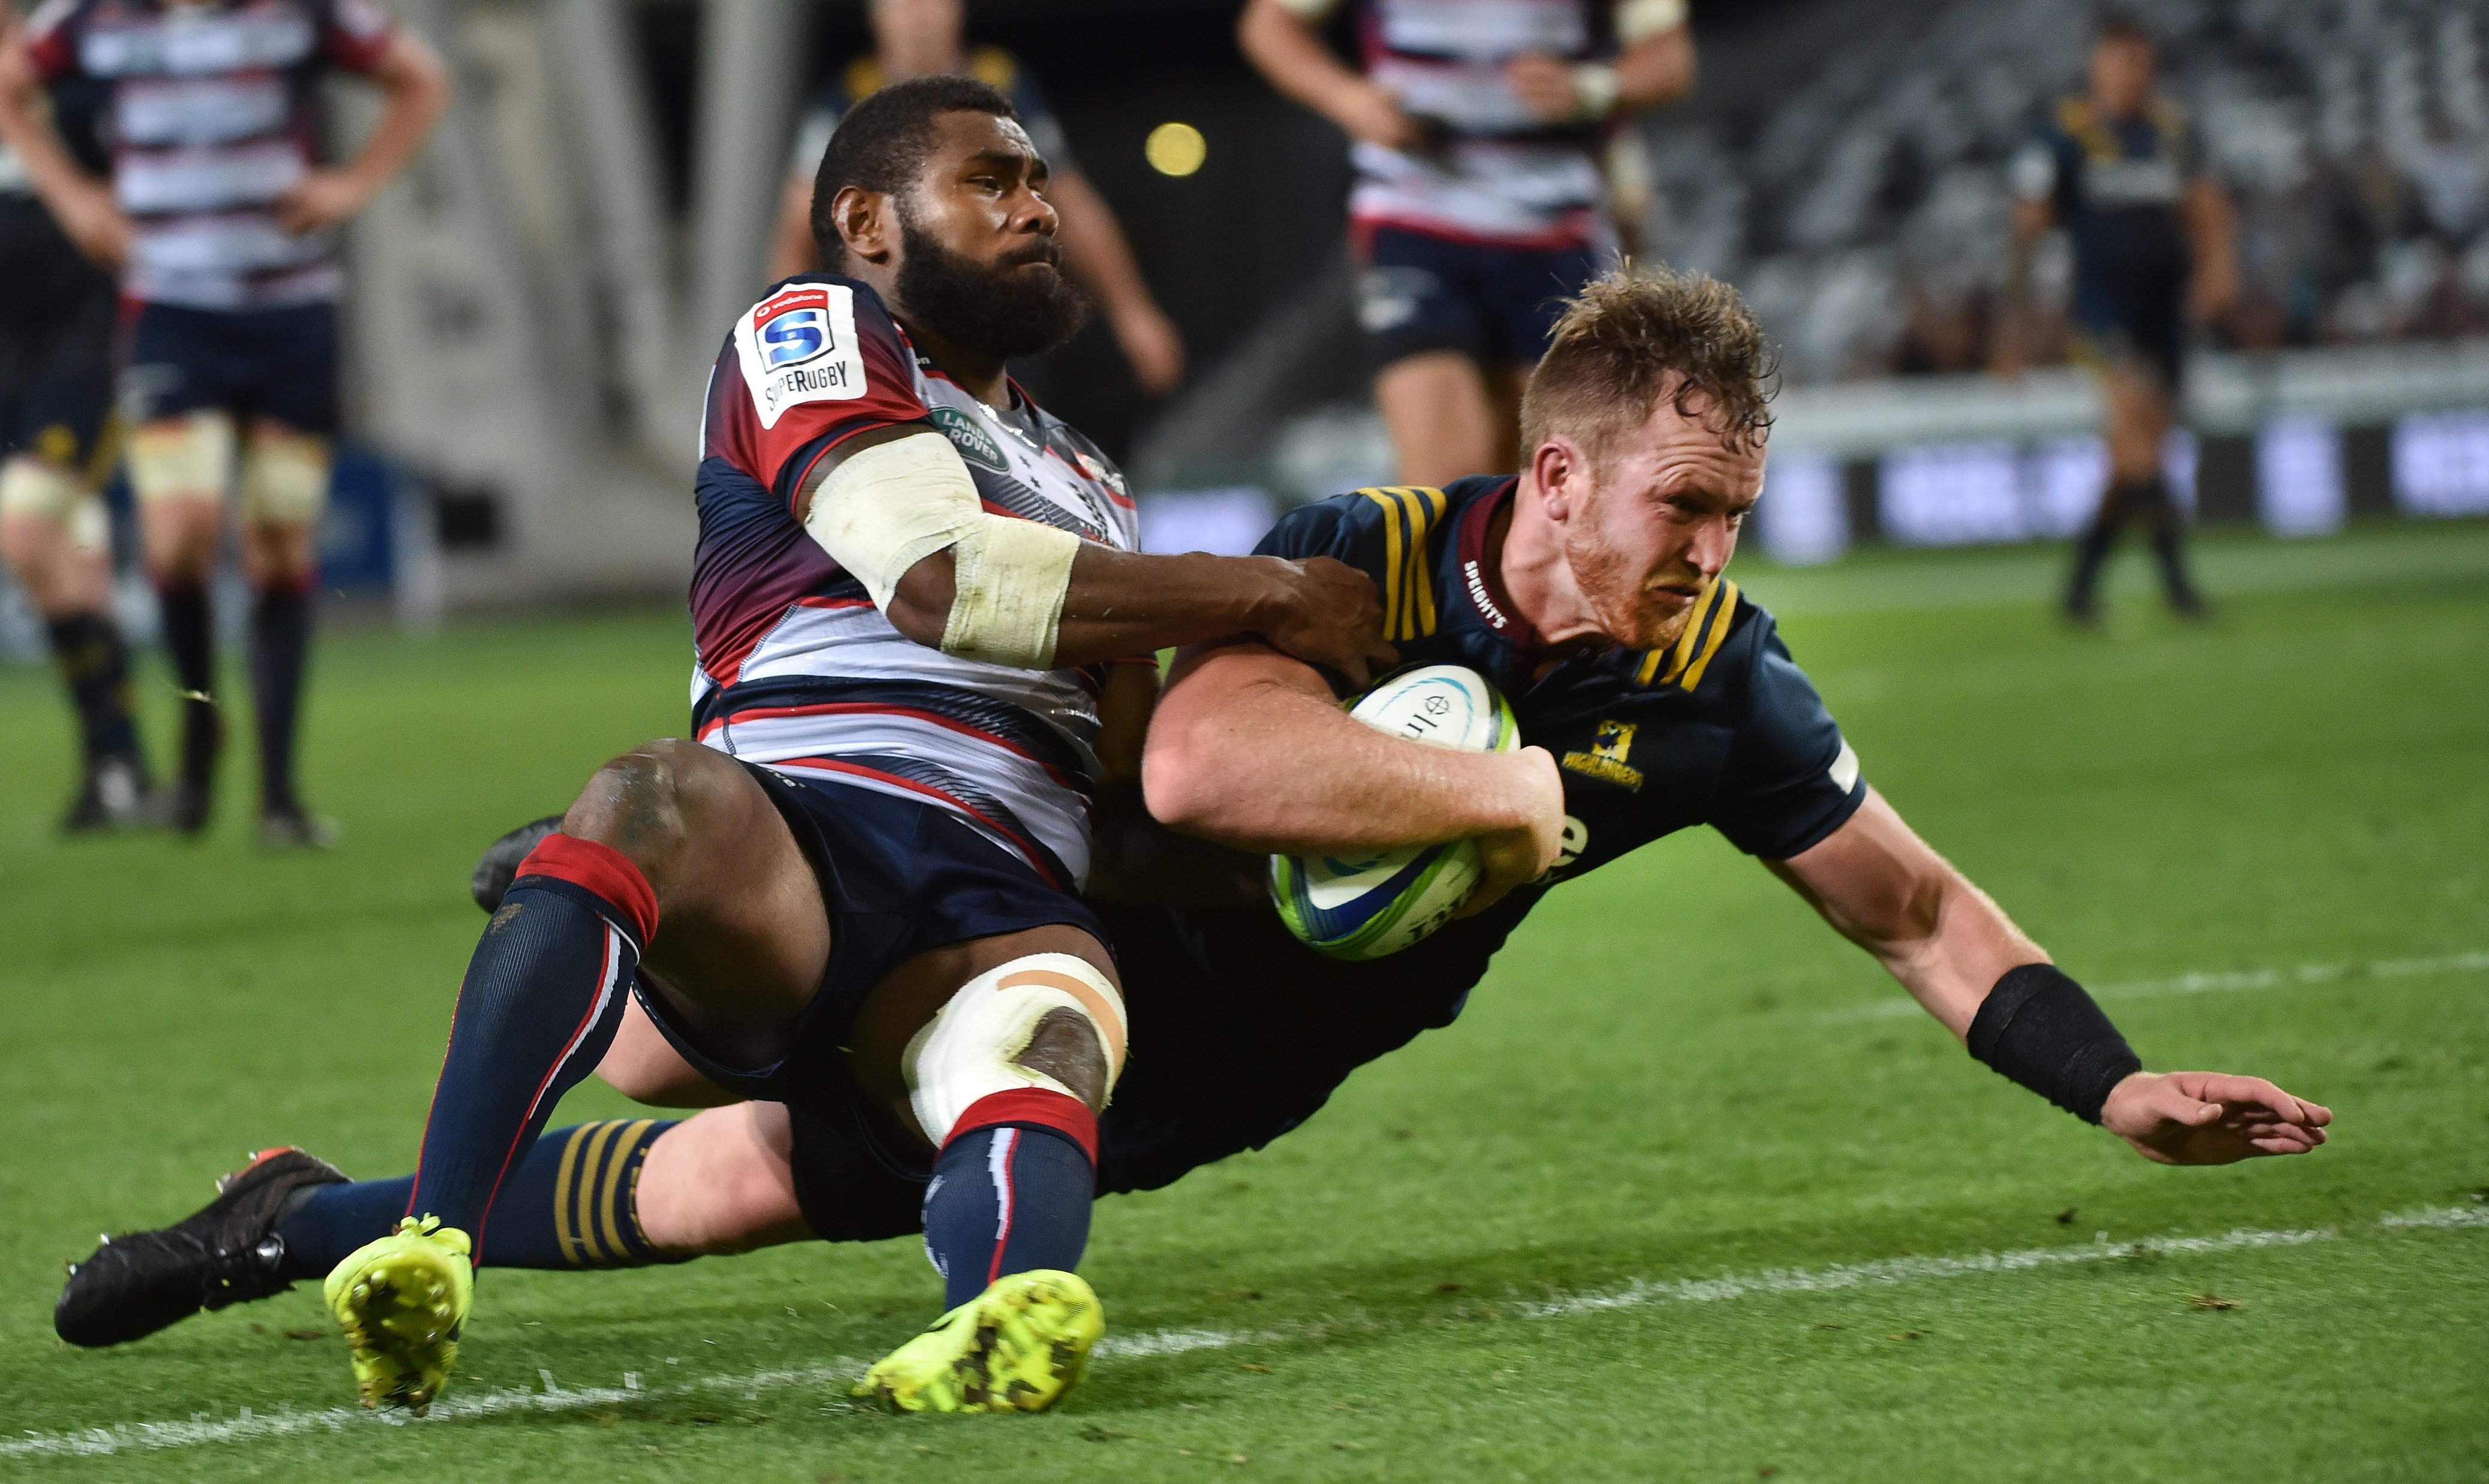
[736,283,868,428]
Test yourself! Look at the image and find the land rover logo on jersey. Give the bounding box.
[735,283,867,428]
[1562,720,1645,791]
[930,405,1010,472]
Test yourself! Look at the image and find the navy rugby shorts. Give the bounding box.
[120,300,340,434]
[2069,268,2186,393]
[639,760,1108,1215]
[0,198,115,466]
[1356,224,1602,371]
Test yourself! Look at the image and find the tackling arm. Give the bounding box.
[1768,791,2332,1164]
[1144,640,1564,912]
[797,427,1396,680]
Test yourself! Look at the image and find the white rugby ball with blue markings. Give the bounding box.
[1270,665,1521,961]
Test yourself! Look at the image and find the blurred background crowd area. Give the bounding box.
[1672,0,2489,385]
[5,0,2488,657]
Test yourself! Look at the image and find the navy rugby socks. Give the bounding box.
[247,583,311,812]
[156,577,219,789]
[403,835,654,1263]
[277,1120,681,1277]
[921,1094,1098,1310]
[43,612,142,767]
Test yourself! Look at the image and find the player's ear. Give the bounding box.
[1531,435,1587,524]
[832,185,897,267]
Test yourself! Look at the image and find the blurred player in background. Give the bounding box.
[766,0,1186,397]
[2009,12,2235,625]
[0,0,448,845]
[1239,0,1693,486]
[0,13,150,831]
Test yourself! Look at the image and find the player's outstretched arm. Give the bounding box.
[1144,639,1564,911]
[1768,789,2331,1165]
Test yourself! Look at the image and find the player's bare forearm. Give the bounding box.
[342,31,451,197]
[1767,789,2045,1038]
[1238,0,1411,148]
[1049,171,1152,325]
[1614,28,1693,108]
[2181,175,2238,321]
[890,544,1391,675]
[1144,640,1552,855]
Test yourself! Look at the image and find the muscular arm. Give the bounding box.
[278,30,451,235]
[798,427,1396,679]
[1767,789,2041,1038]
[1237,0,1418,150]
[2181,173,2239,322]
[1144,639,1563,909]
[1770,789,2332,1163]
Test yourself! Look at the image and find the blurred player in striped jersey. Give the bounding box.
[0,10,150,831]
[769,0,1185,397]
[0,0,448,844]
[1240,0,1693,486]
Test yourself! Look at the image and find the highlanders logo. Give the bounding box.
[1562,720,1645,791]
[736,283,867,428]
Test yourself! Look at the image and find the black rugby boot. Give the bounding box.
[470,813,565,912]
[56,1148,349,1347]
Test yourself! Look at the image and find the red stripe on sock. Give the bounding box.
[514,834,659,944]
[948,1088,1098,1166]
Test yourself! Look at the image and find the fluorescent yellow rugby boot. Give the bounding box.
[323,1216,473,1414]
[855,1269,1104,1414]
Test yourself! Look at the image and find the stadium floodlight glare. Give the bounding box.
[1145,122,1207,177]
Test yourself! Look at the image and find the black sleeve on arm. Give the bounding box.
[1245,495,1392,699]
[1708,616,1867,858]
[1965,964,2144,1124]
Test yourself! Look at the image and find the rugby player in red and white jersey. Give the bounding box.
[0,0,450,845]
[1240,0,1693,485]
[52,76,1390,1418]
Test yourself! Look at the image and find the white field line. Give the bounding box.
[5,1205,2479,1461]
[1816,949,2489,1024]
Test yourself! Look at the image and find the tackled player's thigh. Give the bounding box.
[561,738,833,1062]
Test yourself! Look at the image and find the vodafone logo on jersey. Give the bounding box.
[736,282,869,428]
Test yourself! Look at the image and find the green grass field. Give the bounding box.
[2,523,2485,1481]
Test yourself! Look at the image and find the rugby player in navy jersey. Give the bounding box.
[0,19,153,831]
[2007,12,2237,623]
[62,268,2333,1410]
[0,0,451,845]
[54,76,1388,1417]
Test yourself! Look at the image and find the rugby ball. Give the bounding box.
[1269,665,1521,961]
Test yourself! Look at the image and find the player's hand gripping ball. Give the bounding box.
[1270,665,1520,960]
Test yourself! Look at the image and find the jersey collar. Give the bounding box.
[1453,478,1545,649]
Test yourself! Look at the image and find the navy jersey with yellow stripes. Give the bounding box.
[1090,475,1869,1195]
[1253,475,1866,881]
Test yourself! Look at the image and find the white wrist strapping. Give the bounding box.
[1572,62,1620,120]
[801,428,1080,669]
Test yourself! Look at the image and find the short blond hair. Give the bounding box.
[1518,266,1779,464]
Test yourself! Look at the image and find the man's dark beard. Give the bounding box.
[895,216,1090,362]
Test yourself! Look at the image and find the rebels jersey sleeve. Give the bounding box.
[701,275,930,510]
[1701,611,1864,859]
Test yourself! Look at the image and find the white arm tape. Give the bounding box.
[902,952,1129,1147]
[941,513,1080,669]
[800,428,1080,668]
[1617,0,1688,44]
